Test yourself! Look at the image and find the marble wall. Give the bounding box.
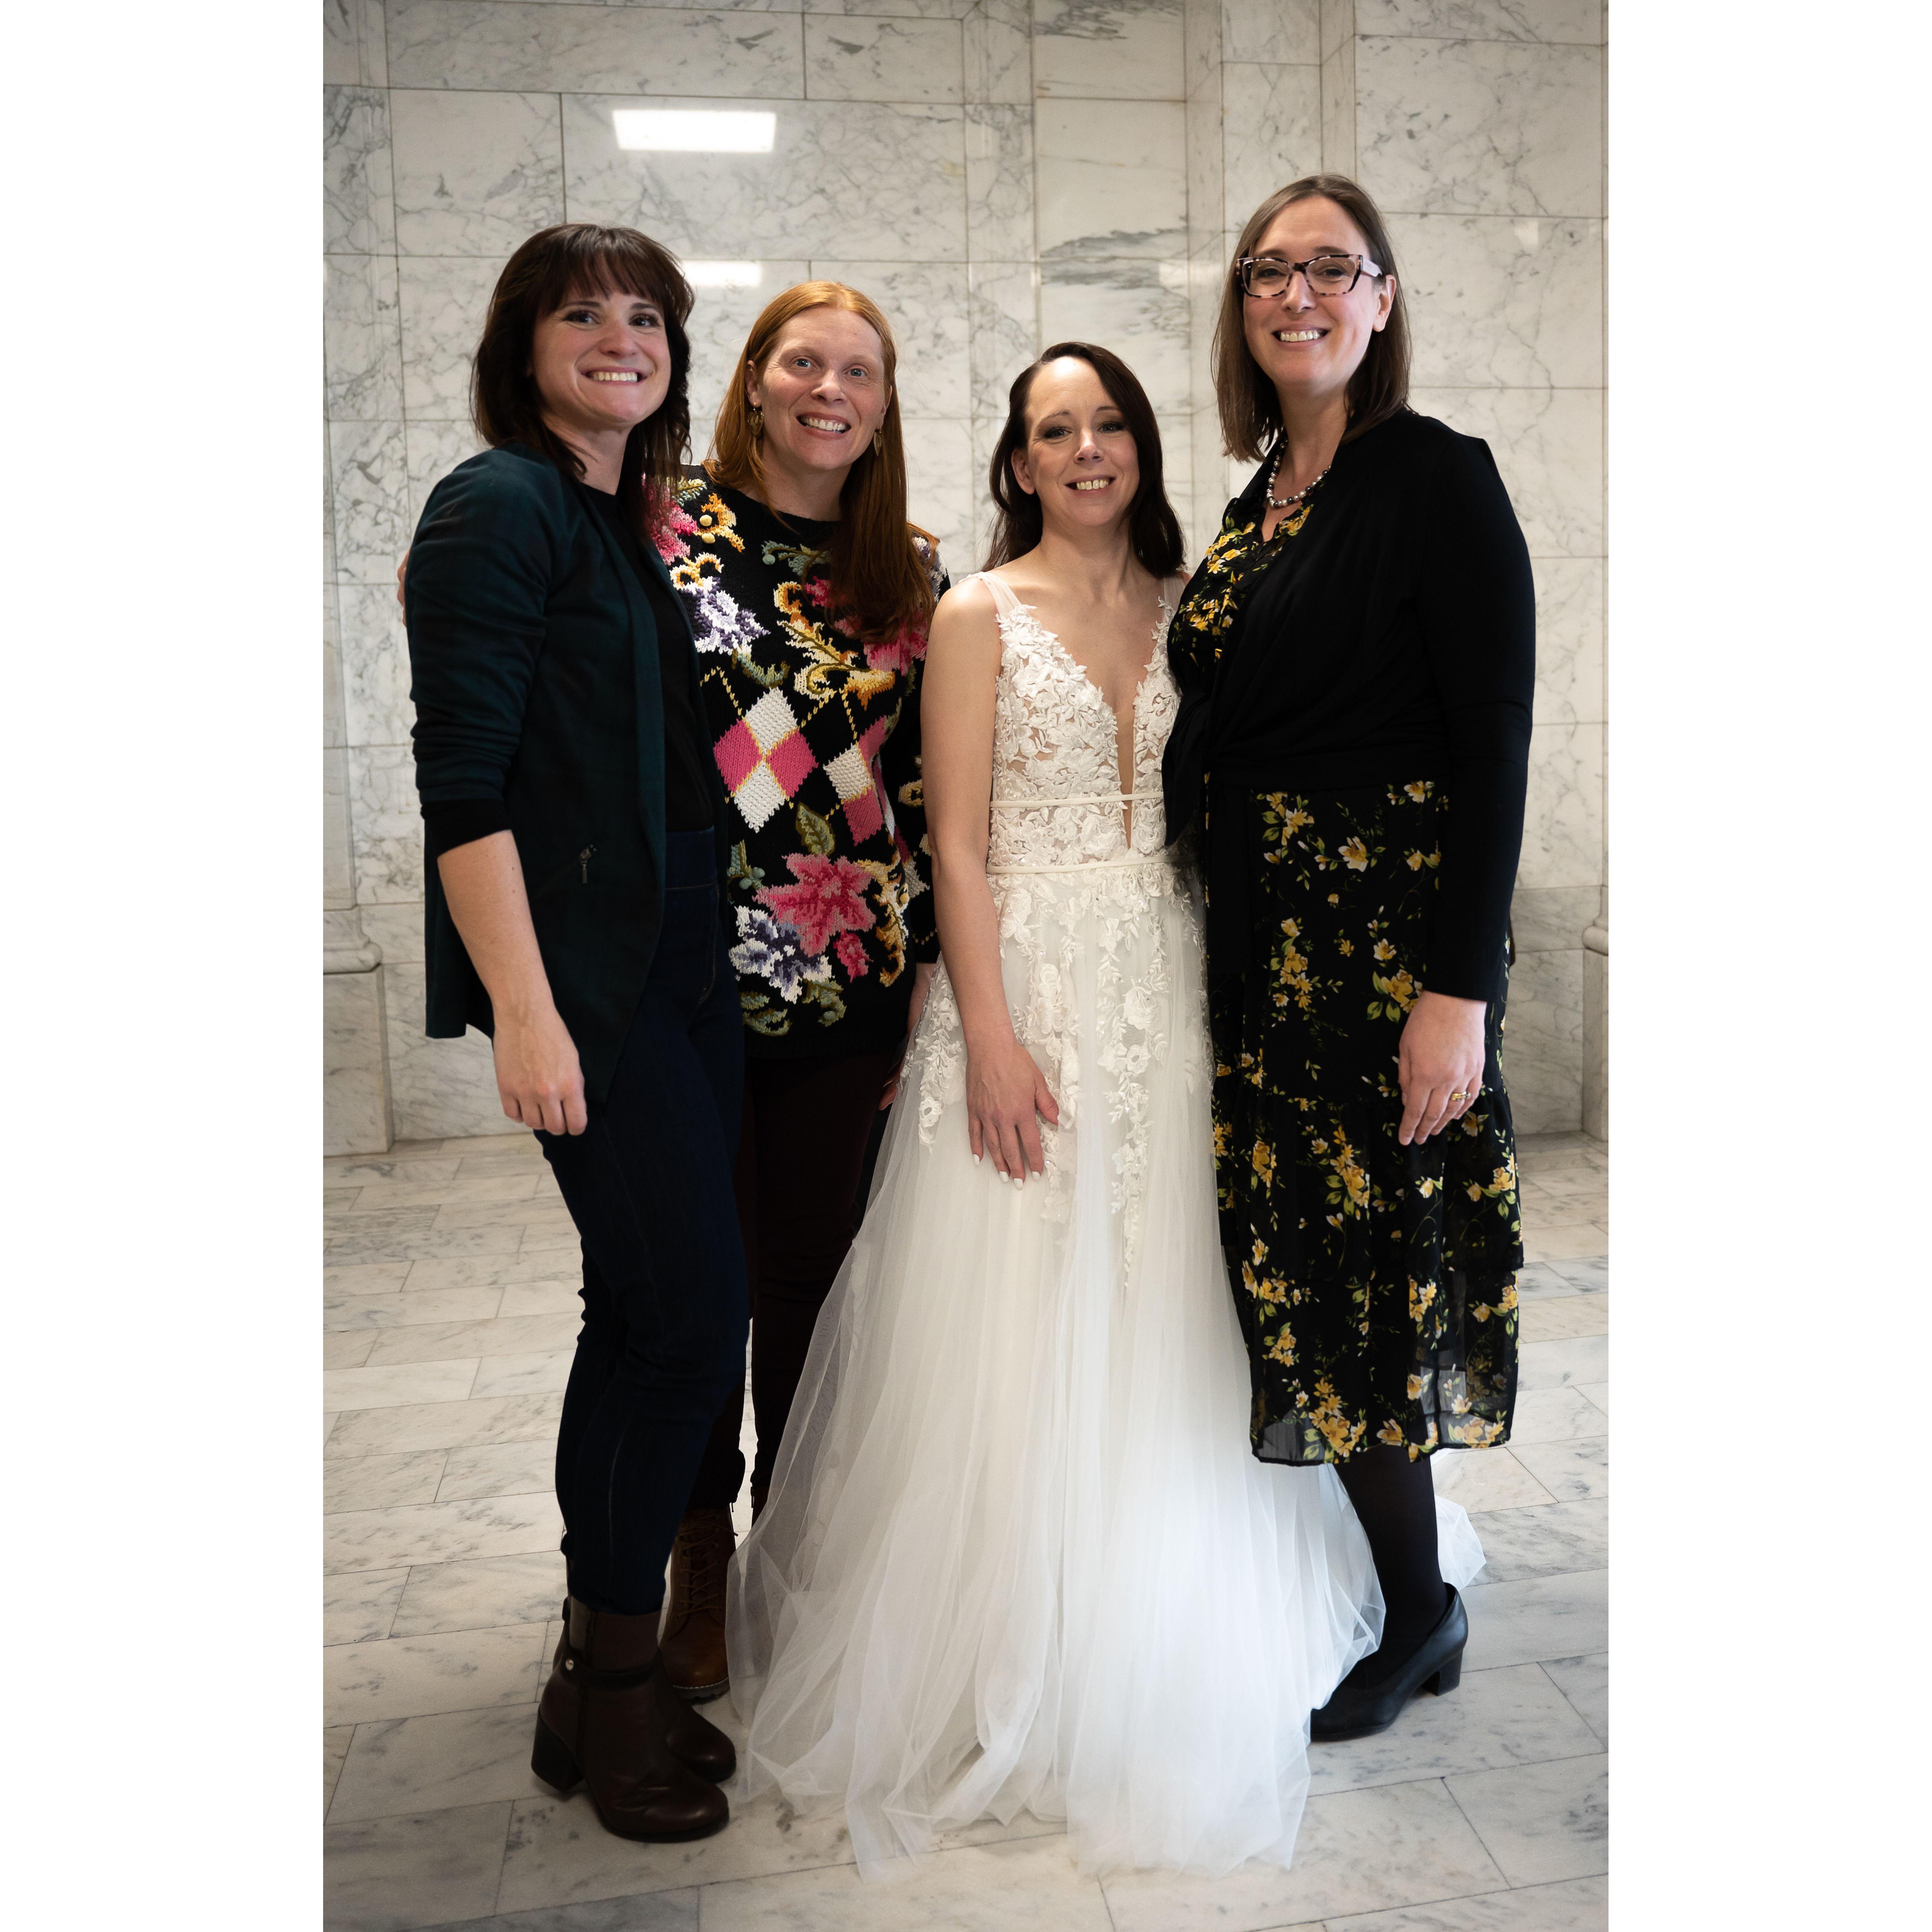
[323,0,1605,1146]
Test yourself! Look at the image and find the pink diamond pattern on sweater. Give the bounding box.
[714,688,818,831]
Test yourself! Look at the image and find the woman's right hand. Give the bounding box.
[491,1003,588,1136]
[965,1035,1059,1180]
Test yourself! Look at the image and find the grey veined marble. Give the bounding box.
[563,95,969,262]
[1032,0,1186,102]
[391,90,566,258]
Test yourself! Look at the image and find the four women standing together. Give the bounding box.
[403,169,1534,1874]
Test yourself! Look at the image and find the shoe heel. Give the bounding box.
[1427,1651,1463,1697]
[531,1715,584,1794]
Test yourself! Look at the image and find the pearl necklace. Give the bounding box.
[1265,444,1333,511]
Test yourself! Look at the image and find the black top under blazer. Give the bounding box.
[405,440,731,1105]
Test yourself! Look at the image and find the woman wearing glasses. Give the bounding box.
[1164,174,1535,1740]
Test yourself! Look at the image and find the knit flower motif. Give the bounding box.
[757,852,875,956]
[651,499,700,563]
[834,931,870,979]
[730,907,830,1003]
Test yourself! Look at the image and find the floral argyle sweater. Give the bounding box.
[653,465,945,1056]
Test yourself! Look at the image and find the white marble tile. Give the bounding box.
[367,1310,578,1367]
[1520,1223,1607,1265]
[1501,942,1582,1137]
[1464,1497,1606,1582]
[1405,385,1602,556]
[1508,884,1597,953]
[1355,0,1601,42]
[326,1725,355,1814]
[1446,1752,1606,1885]
[1430,1445,1553,1513]
[809,259,971,415]
[325,1259,417,1294]
[1225,0,1320,64]
[382,960,526,1141]
[1461,1567,1605,1669]
[329,1450,451,1513]
[1100,1778,1505,1929]
[1575,1380,1606,1419]
[1510,1434,1605,1502]
[965,102,1035,260]
[902,415,975,564]
[804,13,961,101]
[334,1283,510,1329]
[1186,68,1224,244]
[1033,0,1185,101]
[1400,213,1601,389]
[325,0,390,89]
[1326,1875,1608,1930]
[325,1196,525,1263]
[324,1799,510,1932]
[1036,97,1188,259]
[702,1834,1114,1928]
[325,573,346,741]
[499,1279,587,1317]
[392,1549,568,1638]
[1307,1660,1600,1795]
[326,1388,564,1458]
[1321,29,1357,177]
[325,746,354,904]
[325,86,396,255]
[404,421,486,547]
[965,0,1032,104]
[1528,555,1602,724]
[1222,61,1323,223]
[326,1155,461,1189]
[1039,260,1191,413]
[1356,36,1602,217]
[1544,1254,1606,1293]
[391,90,565,257]
[344,1172,540,1215]
[496,1782,860,1912]
[967,261,1039,418]
[1513,1332,1605,1392]
[325,1566,410,1646]
[439,1437,556,1501]
[326,253,403,420]
[563,95,967,261]
[338,581,413,755]
[405,1254,579,1297]
[331,1702,554,1826]
[473,1349,578,1398]
[1517,1293,1605,1342]
[326,1621,549,1726]
[387,0,805,95]
[1517,719,1602,889]
[682,260,810,442]
[968,410,1006,567]
[332,427,412,591]
[399,253,501,420]
[1541,1652,1606,1744]
[1183,0,1221,95]
[326,1490,564,1576]
[423,1896,699,1932]
[1504,1385,1603,1445]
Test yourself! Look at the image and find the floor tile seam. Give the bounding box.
[1445,1746,1607,1790]
[1434,1774,1516,1897]
[1533,1661,1607,1749]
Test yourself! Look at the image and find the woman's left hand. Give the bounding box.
[879,961,937,1109]
[1397,990,1487,1146]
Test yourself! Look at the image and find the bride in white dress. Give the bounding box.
[726,344,1482,1879]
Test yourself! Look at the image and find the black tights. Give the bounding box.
[1335,1445,1448,1673]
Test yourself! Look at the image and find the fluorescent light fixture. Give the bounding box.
[613,110,776,153]
[680,261,763,289]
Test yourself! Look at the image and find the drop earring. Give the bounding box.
[748,403,764,438]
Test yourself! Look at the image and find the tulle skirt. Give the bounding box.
[726,858,1483,1879]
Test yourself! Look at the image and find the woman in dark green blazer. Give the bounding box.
[404,224,742,1846]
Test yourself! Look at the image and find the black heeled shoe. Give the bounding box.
[1311,1586,1467,1742]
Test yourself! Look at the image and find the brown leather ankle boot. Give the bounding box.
[657,1507,735,1704]
[530,1597,729,1841]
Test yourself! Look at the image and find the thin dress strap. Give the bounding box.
[969,569,1028,625]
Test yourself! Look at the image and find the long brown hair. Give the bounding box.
[707,281,934,645]
[471,223,693,545]
[983,342,1184,577]
[1212,173,1411,464]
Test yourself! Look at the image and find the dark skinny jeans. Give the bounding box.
[537,829,748,1615]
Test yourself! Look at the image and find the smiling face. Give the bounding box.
[1240,195,1395,414]
[529,284,673,449]
[1011,356,1141,536]
[747,307,892,488]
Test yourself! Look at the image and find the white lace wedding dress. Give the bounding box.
[726,571,1484,1878]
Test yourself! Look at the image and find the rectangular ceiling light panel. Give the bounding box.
[613,110,776,153]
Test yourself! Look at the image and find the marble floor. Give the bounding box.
[324,1130,1609,1932]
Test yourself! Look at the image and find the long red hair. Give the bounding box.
[707,281,935,644]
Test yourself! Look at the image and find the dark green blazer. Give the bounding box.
[404,441,730,1104]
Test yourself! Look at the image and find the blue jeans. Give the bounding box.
[537,829,748,1614]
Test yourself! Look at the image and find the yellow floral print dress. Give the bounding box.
[1170,478,1525,1467]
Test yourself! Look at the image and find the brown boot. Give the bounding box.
[541,1600,737,1785]
[657,1507,735,1704]
[530,1597,729,1841]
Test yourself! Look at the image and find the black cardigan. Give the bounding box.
[1164,408,1535,1003]
[404,442,731,1104]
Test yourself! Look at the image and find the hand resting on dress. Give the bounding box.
[965,1035,1060,1181]
[1396,990,1485,1147]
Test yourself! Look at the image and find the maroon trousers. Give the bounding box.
[687,1046,900,1513]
